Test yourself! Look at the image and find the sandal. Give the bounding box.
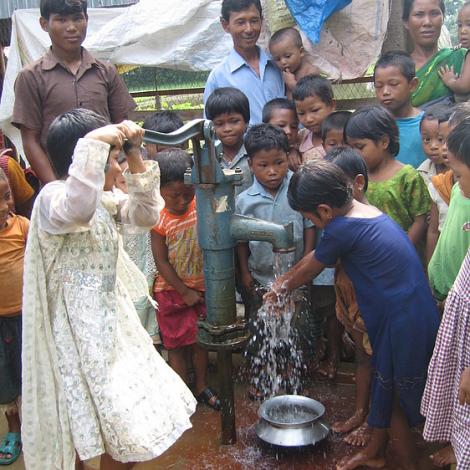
[0,432,21,466]
[196,387,221,411]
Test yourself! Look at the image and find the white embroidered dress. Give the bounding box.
[22,138,196,469]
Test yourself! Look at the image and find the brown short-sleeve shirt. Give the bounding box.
[12,48,136,150]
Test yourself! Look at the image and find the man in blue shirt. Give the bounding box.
[203,0,285,125]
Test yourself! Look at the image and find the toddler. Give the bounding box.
[205,87,252,195]
[0,169,28,465]
[266,160,439,470]
[374,50,427,168]
[346,105,430,248]
[422,118,470,470]
[151,148,220,411]
[22,109,196,470]
[269,27,320,98]
[293,75,335,163]
[321,110,352,153]
[262,98,302,171]
[143,110,184,159]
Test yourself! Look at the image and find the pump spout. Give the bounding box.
[230,214,295,253]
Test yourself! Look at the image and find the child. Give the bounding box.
[293,75,335,163]
[143,110,184,159]
[345,105,430,248]
[205,87,252,195]
[325,147,372,446]
[321,110,352,153]
[421,118,470,470]
[235,124,314,396]
[0,169,28,465]
[266,160,440,470]
[268,27,321,99]
[262,97,302,171]
[374,50,427,168]
[114,155,159,343]
[151,148,220,411]
[12,0,135,184]
[438,1,470,102]
[22,109,196,470]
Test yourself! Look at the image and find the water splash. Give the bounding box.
[247,251,304,398]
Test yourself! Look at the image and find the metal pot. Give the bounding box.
[256,395,330,447]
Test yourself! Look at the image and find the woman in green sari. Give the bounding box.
[403,0,466,108]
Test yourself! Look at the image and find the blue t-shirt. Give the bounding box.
[396,112,427,168]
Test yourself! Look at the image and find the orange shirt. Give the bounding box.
[153,199,205,292]
[0,214,29,316]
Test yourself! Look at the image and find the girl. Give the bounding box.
[345,105,430,247]
[22,109,196,470]
[265,160,439,470]
[421,118,470,469]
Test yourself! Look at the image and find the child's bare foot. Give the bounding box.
[318,356,339,380]
[344,422,371,446]
[332,409,367,434]
[430,445,456,467]
[336,450,385,470]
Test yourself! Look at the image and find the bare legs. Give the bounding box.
[318,309,342,380]
[0,408,21,461]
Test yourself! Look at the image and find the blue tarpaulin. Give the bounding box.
[285,0,352,43]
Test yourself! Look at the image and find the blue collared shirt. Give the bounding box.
[235,171,313,286]
[203,47,285,125]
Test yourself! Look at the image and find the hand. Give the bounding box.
[288,148,302,172]
[85,124,126,149]
[282,69,297,92]
[438,64,458,87]
[458,367,470,405]
[181,288,204,307]
[240,271,254,291]
[117,120,144,155]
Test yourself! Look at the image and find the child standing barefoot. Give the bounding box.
[0,169,28,465]
[22,110,196,470]
[265,161,439,470]
[421,118,470,470]
[151,149,220,411]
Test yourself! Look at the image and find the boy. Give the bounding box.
[203,0,284,125]
[262,98,302,171]
[269,27,321,99]
[12,0,135,184]
[143,110,184,159]
[373,50,427,168]
[321,110,352,153]
[151,148,220,411]
[205,87,252,195]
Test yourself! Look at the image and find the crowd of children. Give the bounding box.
[0,0,469,469]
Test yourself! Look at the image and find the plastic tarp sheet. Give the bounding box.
[285,0,352,44]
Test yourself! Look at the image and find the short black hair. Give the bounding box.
[262,98,297,123]
[325,146,369,192]
[244,124,289,158]
[221,0,262,21]
[402,0,445,20]
[40,0,87,20]
[143,111,183,134]
[374,50,416,82]
[292,75,334,105]
[288,160,352,213]
[269,27,303,49]
[420,104,454,129]
[155,148,194,187]
[345,105,400,157]
[205,87,250,123]
[47,108,108,179]
[321,110,352,141]
[447,119,470,168]
[449,102,470,128]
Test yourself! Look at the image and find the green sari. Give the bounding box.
[412,47,467,107]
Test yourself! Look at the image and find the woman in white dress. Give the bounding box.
[21,110,196,470]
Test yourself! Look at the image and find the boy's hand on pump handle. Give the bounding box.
[85,120,144,154]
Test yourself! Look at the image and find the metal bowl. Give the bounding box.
[256,395,329,447]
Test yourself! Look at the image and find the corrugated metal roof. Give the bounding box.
[0,0,139,19]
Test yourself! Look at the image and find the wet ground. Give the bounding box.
[1,356,445,470]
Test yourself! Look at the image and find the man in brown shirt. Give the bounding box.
[12,0,135,184]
